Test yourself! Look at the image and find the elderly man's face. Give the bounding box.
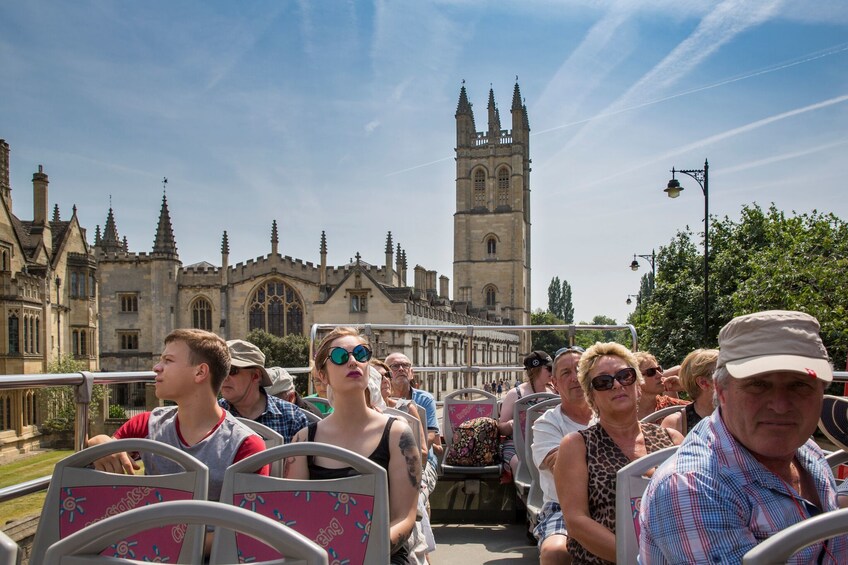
[718,371,825,463]
[553,353,584,405]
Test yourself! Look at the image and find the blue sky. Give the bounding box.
[2,1,847,326]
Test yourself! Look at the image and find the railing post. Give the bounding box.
[74,371,95,452]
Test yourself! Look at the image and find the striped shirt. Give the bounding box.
[639,408,848,564]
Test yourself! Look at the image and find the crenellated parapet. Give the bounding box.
[227,253,321,285]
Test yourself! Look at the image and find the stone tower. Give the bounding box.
[453,81,531,337]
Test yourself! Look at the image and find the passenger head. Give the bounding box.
[313,327,371,403]
[164,329,230,393]
[714,310,832,461]
[679,349,719,400]
[523,350,554,384]
[577,342,641,413]
[552,347,584,405]
[386,352,414,396]
[635,351,664,395]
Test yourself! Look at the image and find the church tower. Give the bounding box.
[453,80,531,338]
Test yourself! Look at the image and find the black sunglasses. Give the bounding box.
[591,367,638,391]
[228,366,244,376]
[327,344,372,365]
[642,366,663,377]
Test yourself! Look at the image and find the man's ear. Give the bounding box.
[194,362,211,384]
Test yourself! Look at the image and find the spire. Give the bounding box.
[271,220,279,255]
[152,192,178,257]
[52,203,60,223]
[456,81,473,116]
[100,205,122,253]
[122,236,128,252]
[72,204,77,216]
[487,86,499,138]
[221,230,229,254]
[511,79,522,111]
[94,225,101,246]
[320,230,327,255]
[455,80,477,148]
[385,231,393,254]
[319,231,327,287]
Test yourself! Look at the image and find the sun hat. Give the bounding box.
[226,339,272,387]
[716,310,832,382]
[265,367,295,396]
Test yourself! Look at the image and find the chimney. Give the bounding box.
[440,275,449,299]
[33,165,51,253]
[414,265,426,292]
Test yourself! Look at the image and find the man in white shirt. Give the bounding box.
[531,346,594,564]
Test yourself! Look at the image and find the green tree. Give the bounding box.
[561,279,574,323]
[547,276,563,319]
[245,330,311,392]
[574,315,632,349]
[530,310,568,354]
[39,355,106,432]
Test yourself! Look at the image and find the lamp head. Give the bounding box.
[630,258,639,271]
[664,177,682,199]
[626,297,632,305]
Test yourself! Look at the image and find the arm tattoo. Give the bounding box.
[398,428,422,489]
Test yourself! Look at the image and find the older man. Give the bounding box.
[531,346,594,564]
[640,310,847,563]
[219,339,308,444]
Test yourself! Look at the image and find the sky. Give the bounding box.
[1,1,847,326]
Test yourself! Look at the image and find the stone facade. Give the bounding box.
[0,139,99,454]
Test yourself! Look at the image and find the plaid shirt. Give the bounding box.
[219,394,309,444]
[640,408,848,564]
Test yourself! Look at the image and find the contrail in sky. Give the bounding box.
[384,42,848,178]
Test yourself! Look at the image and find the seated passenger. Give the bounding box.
[266,366,322,417]
[532,346,594,564]
[635,351,689,421]
[375,359,428,465]
[286,327,420,565]
[305,365,333,415]
[660,349,718,435]
[219,339,309,443]
[87,329,269,502]
[499,350,555,480]
[640,311,848,563]
[554,342,683,564]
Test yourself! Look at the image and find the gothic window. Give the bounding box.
[191,298,213,331]
[80,330,87,356]
[28,316,35,353]
[89,273,96,297]
[497,167,510,207]
[350,292,368,313]
[248,279,305,337]
[8,314,18,354]
[120,293,138,312]
[473,169,486,208]
[35,318,40,353]
[119,331,139,350]
[70,272,79,298]
[484,285,497,307]
[23,315,29,354]
[0,395,10,430]
[486,237,497,256]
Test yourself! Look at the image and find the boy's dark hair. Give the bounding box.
[164,329,231,393]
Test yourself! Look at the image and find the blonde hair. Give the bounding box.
[679,349,719,400]
[577,342,642,412]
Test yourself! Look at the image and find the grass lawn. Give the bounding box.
[0,450,72,525]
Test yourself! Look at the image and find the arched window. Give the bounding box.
[486,237,496,256]
[7,314,18,354]
[485,285,497,307]
[192,297,213,331]
[497,167,510,208]
[248,280,304,337]
[35,318,39,353]
[473,169,486,208]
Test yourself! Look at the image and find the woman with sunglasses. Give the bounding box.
[287,327,421,564]
[660,349,718,436]
[634,351,689,421]
[554,342,683,565]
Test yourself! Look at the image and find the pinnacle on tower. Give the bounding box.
[320,231,327,255]
[100,205,123,253]
[385,231,393,254]
[52,203,60,223]
[487,87,499,137]
[221,230,230,254]
[456,82,473,116]
[72,204,77,216]
[94,225,101,246]
[122,236,128,252]
[401,249,408,270]
[152,192,178,257]
[512,80,522,111]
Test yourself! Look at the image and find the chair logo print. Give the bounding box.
[448,403,493,428]
[232,490,375,563]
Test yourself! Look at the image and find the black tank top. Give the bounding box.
[306,417,396,480]
[683,403,703,435]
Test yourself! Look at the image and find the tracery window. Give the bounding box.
[8,314,18,354]
[497,167,510,207]
[248,280,304,337]
[473,169,486,208]
[485,285,497,307]
[192,298,213,331]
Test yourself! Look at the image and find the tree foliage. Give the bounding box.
[633,204,848,370]
[574,315,632,350]
[39,355,106,432]
[547,276,574,323]
[530,310,568,354]
[245,330,311,392]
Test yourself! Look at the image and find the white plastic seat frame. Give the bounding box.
[524,397,563,525]
[237,417,286,478]
[615,445,679,565]
[639,404,685,424]
[512,392,558,494]
[43,499,329,565]
[441,387,501,477]
[31,438,209,565]
[0,530,19,565]
[384,406,423,456]
[742,507,848,564]
[302,397,332,417]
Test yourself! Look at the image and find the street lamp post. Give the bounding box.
[664,158,709,344]
[626,294,639,306]
[629,249,656,288]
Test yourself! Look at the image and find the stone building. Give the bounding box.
[0,139,99,453]
[95,81,533,398]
